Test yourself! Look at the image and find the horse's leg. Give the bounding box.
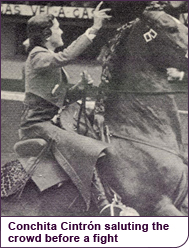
[154,196,185,216]
[96,148,142,213]
[177,192,188,216]
[170,170,188,216]
[181,194,188,215]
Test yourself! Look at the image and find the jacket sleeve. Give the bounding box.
[31,34,92,70]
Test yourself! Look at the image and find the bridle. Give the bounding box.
[142,11,188,60]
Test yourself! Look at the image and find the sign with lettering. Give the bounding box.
[1,4,94,19]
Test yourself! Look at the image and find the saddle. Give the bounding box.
[1,138,69,198]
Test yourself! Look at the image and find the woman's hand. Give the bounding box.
[78,71,94,91]
[92,1,112,30]
[70,71,94,91]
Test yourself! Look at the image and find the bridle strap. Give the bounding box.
[110,131,184,159]
[76,73,89,136]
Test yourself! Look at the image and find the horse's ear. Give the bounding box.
[142,10,164,23]
[108,1,148,23]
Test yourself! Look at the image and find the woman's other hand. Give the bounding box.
[167,68,185,81]
[70,71,94,91]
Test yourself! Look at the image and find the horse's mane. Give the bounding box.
[99,21,135,90]
[95,22,135,112]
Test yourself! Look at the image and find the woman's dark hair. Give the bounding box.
[27,14,55,51]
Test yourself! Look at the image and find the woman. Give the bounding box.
[18,2,127,216]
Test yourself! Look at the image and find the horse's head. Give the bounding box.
[99,9,188,93]
[139,10,188,71]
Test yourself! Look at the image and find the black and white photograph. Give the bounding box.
[1,0,188,220]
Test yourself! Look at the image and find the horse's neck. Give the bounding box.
[106,19,169,93]
[119,55,168,93]
[104,56,169,119]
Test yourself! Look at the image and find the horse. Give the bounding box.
[94,6,188,216]
[1,6,188,216]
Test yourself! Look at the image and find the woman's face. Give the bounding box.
[49,18,64,49]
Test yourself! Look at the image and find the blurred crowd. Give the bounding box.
[2,1,188,25]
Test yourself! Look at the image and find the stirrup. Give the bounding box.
[100,194,140,216]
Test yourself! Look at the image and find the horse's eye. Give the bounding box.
[168,27,178,33]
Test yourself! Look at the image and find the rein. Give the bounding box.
[98,124,186,164]
[77,72,90,136]
[95,121,185,160]
[109,132,183,159]
[97,89,188,95]
[77,90,88,135]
